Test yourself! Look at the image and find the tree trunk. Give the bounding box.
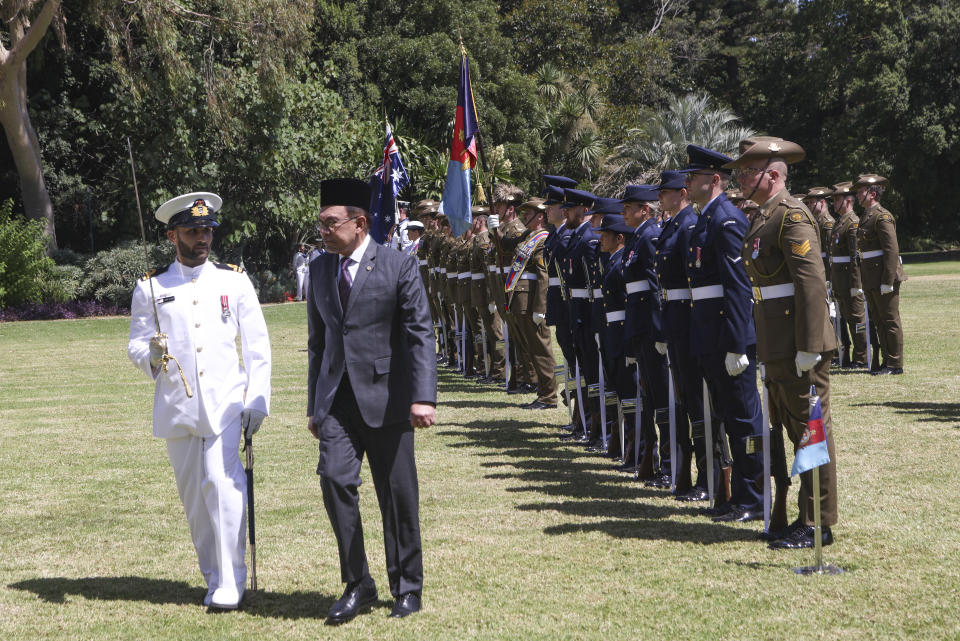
[0,0,61,254]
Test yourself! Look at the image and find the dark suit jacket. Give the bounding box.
[307,239,437,428]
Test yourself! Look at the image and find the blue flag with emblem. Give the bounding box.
[368,121,411,244]
[791,385,831,476]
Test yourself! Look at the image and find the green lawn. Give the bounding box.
[1,264,958,640]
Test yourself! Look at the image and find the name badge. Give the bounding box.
[156,295,175,305]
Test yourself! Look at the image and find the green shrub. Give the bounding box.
[0,200,56,308]
[248,269,294,304]
[40,264,84,303]
[77,241,178,308]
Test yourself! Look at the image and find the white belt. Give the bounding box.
[664,288,691,301]
[820,252,827,258]
[471,273,485,280]
[439,268,447,274]
[592,288,603,297]
[861,250,883,259]
[418,259,427,266]
[487,264,498,272]
[606,310,625,322]
[549,277,561,287]
[571,288,589,298]
[458,272,471,279]
[520,273,538,281]
[447,273,458,279]
[626,281,651,294]
[831,256,851,264]
[691,285,724,300]
[755,283,795,300]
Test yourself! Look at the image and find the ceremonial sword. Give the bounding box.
[127,137,192,398]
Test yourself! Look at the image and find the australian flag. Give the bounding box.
[791,385,832,476]
[440,52,479,238]
[368,122,410,244]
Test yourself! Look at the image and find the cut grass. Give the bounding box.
[1,263,958,640]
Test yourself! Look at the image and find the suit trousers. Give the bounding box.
[317,375,423,598]
[166,426,247,594]
[699,348,764,511]
[764,357,838,526]
[865,284,904,368]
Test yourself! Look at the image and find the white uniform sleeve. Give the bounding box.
[128,280,160,380]
[238,273,272,414]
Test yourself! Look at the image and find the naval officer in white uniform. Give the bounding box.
[128,192,271,610]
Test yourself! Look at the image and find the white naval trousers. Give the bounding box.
[166,424,247,593]
[296,266,309,301]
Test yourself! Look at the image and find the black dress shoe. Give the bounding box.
[389,593,421,618]
[701,501,733,517]
[617,463,639,473]
[758,518,803,542]
[522,400,557,410]
[712,505,762,522]
[644,473,671,489]
[674,487,709,502]
[872,366,903,375]
[843,361,867,369]
[768,525,833,549]
[327,579,378,623]
[507,386,531,395]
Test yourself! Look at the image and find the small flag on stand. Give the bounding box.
[368,121,410,244]
[440,51,479,238]
[791,385,831,476]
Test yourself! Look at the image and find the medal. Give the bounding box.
[695,247,702,269]
[220,295,231,319]
[752,238,760,260]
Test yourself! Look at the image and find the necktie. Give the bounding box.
[339,256,353,309]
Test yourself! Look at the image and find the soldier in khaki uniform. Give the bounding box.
[506,198,557,409]
[489,184,536,393]
[726,137,838,549]
[855,174,905,375]
[447,231,474,375]
[469,210,505,381]
[829,182,868,367]
[803,187,835,277]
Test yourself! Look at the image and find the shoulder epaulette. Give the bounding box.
[215,262,245,273]
[141,265,169,281]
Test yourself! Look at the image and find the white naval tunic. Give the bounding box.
[128,259,271,596]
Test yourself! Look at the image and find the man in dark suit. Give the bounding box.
[307,178,437,622]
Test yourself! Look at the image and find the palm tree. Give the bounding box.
[534,64,606,181]
[599,93,756,194]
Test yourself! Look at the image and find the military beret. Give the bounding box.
[681,144,733,173]
[805,186,833,199]
[155,192,222,228]
[561,188,596,209]
[831,181,854,196]
[853,174,887,188]
[657,170,687,191]
[599,214,633,235]
[320,178,371,211]
[620,185,659,203]
[723,137,805,169]
[588,197,624,215]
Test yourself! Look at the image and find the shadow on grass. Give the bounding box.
[439,417,753,544]
[852,400,960,425]
[8,576,392,620]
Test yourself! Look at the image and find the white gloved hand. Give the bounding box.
[828,300,837,319]
[850,288,863,297]
[655,341,668,356]
[241,409,267,440]
[794,351,822,377]
[532,312,546,325]
[880,284,895,295]
[825,280,831,293]
[149,334,167,368]
[724,352,749,377]
[488,214,500,229]
[625,356,637,366]
[488,302,497,314]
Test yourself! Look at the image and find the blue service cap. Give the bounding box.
[543,185,566,205]
[657,170,687,191]
[588,197,624,215]
[620,185,659,203]
[599,214,633,235]
[543,175,578,189]
[680,144,733,174]
[561,188,596,209]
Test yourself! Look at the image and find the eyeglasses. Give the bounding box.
[317,216,359,234]
[734,167,767,178]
